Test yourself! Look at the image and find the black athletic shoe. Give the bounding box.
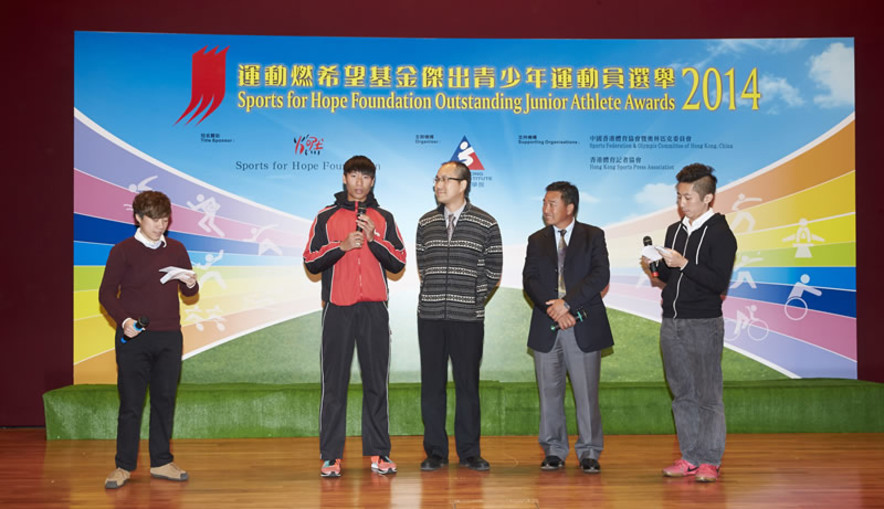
[580,457,601,474]
[540,456,565,470]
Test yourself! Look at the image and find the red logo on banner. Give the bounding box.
[176,46,229,125]
[294,134,325,156]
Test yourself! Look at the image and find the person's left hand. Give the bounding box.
[659,247,688,269]
[177,272,197,288]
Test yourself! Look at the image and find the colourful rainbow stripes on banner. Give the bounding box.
[74,108,857,382]
[73,109,317,384]
[604,114,856,379]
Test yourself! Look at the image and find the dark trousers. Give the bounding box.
[114,328,183,471]
[661,317,726,466]
[319,302,392,460]
[418,318,484,460]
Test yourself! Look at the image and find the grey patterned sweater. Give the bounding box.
[416,202,503,322]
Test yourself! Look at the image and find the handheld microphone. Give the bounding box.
[550,308,587,331]
[643,236,659,277]
[356,201,367,232]
[121,316,149,344]
[134,316,150,332]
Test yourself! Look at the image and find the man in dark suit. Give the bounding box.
[523,181,614,474]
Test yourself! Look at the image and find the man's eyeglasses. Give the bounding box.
[434,176,466,184]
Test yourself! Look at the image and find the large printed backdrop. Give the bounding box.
[74,33,856,383]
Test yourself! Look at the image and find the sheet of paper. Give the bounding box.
[159,266,196,284]
[641,245,665,262]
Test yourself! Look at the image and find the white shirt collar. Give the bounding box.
[682,208,715,235]
[134,228,167,249]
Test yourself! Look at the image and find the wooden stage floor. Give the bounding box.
[2,430,883,508]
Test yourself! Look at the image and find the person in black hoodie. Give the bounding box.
[648,163,736,483]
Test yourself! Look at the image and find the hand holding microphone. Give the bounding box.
[550,308,587,331]
[340,201,368,251]
[355,201,376,243]
[643,236,660,277]
[121,316,149,343]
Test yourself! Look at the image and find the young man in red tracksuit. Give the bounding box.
[303,155,407,478]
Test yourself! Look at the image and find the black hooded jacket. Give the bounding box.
[658,212,737,319]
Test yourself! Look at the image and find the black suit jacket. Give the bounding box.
[523,221,614,353]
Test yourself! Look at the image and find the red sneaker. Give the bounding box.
[662,459,698,477]
[321,459,341,478]
[371,455,397,475]
[695,463,720,482]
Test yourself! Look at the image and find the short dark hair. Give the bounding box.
[676,163,717,198]
[545,181,579,217]
[443,160,471,199]
[132,190,171,220]
[343,155,376,178]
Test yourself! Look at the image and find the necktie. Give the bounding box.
[558,229,567,298]
[447,214,456,241]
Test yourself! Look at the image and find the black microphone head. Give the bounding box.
[643,235,653,246]
[138,316,150,328]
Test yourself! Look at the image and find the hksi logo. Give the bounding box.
[293,134,324,156]
[450,136,484,170]
[176,46,229,125]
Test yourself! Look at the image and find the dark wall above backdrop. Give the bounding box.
[3,0,881,426]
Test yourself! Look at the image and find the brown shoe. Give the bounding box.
[104,468,131,489]
[150,462,189,482]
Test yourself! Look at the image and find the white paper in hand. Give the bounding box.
[159,266,196,284]
[641,245,665,262]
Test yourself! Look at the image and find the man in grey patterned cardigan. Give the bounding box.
[415,160,503,472]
